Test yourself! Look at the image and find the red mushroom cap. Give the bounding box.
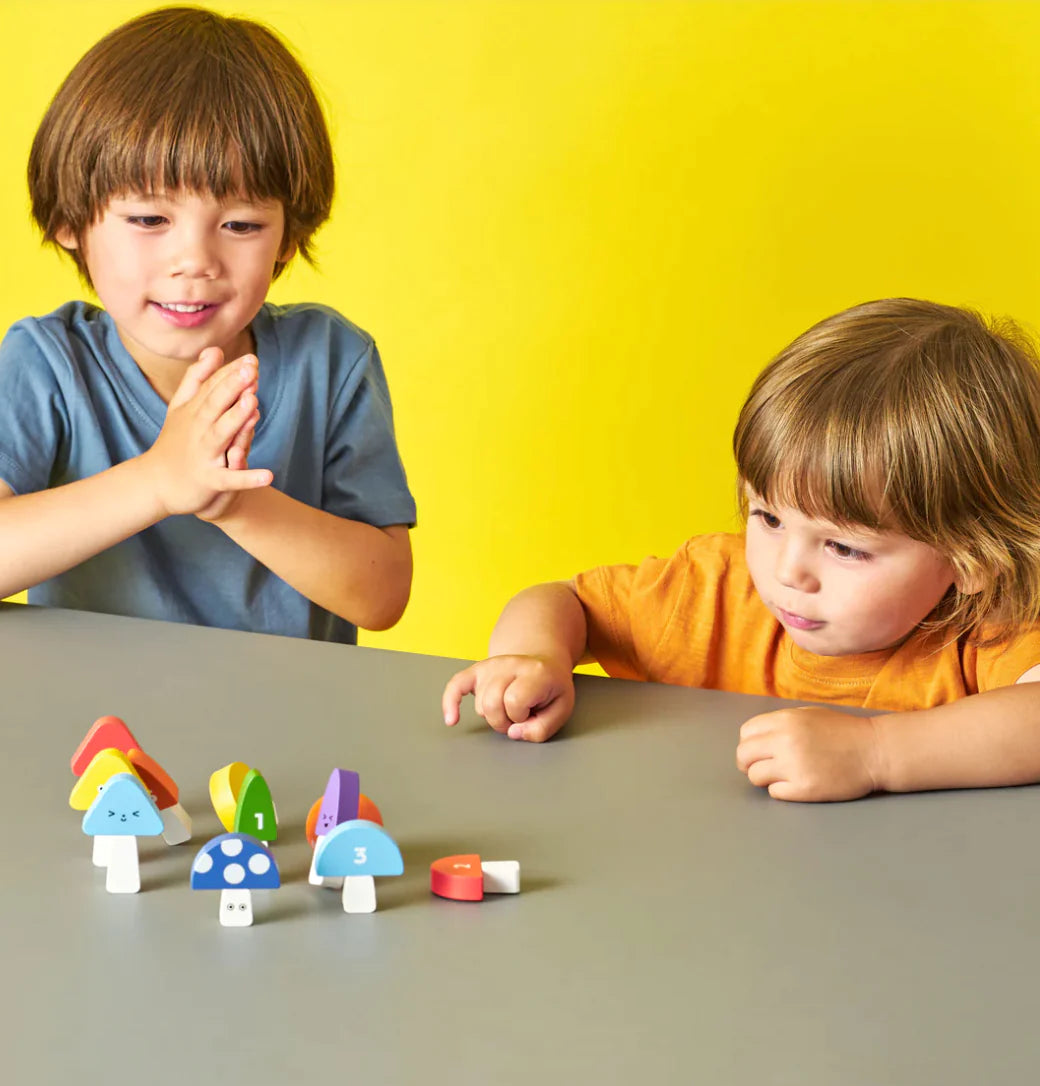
[71,716,139,776]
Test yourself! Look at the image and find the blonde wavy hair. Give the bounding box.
[733,298,1040,644]
[28,6,334,284]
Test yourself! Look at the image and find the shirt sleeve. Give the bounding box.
[972,628,1040,691]
[0,323,67,495]
[573,534,758,687]
[323,337,416,528]
[574,540,707,681]
[573,560,647,679]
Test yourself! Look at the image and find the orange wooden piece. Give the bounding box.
[358,794,383,826]
[306,792,382,846]
[71,716,139,776]
[126,748,178,809]
[430,854,484,901]
[305,797,322,847]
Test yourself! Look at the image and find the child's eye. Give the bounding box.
[827,540,872,561]
[126,215,167,228]
[223,220,264,235]
[749,508,782,530]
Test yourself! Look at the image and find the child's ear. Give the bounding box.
[278,239,298,264]
[54,226,79,250]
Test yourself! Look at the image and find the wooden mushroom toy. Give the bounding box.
[313,820,403,913]
[308,768,360,888]
[71,715,139,776]
[233,768,277,845]
[209,762,250,831]
[190,833,280,927]
[69,748,142,866]
[431,854,521,901]
[82,774,164,893]
[70,715,191,847]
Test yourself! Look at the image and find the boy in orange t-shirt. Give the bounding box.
[442,298,1040,802]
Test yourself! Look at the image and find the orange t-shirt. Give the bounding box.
[572,533,1040,711]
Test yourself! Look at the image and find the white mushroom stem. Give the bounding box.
[481,860,521,894]
[160,803,192,846]
[342,875,376,913]
[92,835,112,868]
[308,847,344,889]
[105,837,140,894]
[219,888,254,927]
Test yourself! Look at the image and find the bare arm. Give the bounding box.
[441,581,590,741]
[0,350,270,599]
[206,488,412,630]
[875,672,1040,793]
[0,466,164,598]
[736,670,1040,801]
[487,581,590,665]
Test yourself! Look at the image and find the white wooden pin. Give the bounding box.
[92,836,112,868]
[105,836,141,894]
[161,803,192,845]
[220,888,254,927]
[481,860,521,894]
[342,875,376,913]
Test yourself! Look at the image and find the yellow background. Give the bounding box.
[3,0,1040,662]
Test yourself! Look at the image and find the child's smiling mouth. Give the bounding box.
[150,301,219,327]
[156,302,211,313]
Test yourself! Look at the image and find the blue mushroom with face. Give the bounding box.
[82,773,163,894]
[314,819,403,913]
[190,833,280,927]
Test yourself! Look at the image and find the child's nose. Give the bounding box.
[776,541,819,592]
[170,232,220,279]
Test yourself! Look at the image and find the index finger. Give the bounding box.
[194,359,260,423]
[738,713,776,740]
[167,346,225,410]
[442,665,478,725]
[735,733,774,773]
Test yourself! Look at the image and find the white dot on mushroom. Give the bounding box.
[194,853,214,874]
[224,863,246,885]
[248,854,270,875]
[221,838,244,857]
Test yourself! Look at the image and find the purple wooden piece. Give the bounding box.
[316,769,360,837]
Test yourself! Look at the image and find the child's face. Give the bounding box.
[58,190,293,376]
[743,489,958,656]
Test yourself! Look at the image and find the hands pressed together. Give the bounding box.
[142,346,273,521]
[442,655,885,802]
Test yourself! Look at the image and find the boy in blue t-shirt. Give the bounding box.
[0,8,415,643]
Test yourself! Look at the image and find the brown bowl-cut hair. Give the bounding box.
[733,298,1040,643]
[28,6,334,283]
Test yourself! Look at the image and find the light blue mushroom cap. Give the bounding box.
[82,773,163,836]
[314,819,403,878]
[190,833,280,890]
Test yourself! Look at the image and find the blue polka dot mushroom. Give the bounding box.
[190,833,280,927]
[313,819,403,913]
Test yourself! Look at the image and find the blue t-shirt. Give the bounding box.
[0,301,416,643]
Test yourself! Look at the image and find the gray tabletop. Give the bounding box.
[1,602,1038,1085]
